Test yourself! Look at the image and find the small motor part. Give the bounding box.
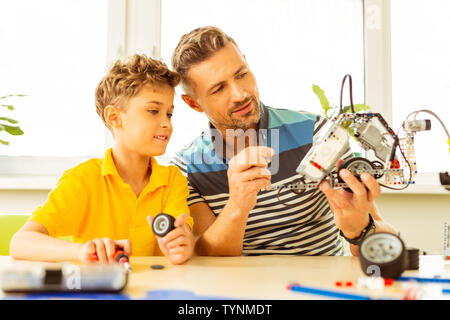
[440,172,450,191]
[337,157,375,192]
[406,248,420,270]
[152,213,175,237]
[359,232,408,279]
[403,119,431,133]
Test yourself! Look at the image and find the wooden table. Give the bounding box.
[1,255,449,300]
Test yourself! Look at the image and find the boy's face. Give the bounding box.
[115,84,174,157]
[184,42,260,133]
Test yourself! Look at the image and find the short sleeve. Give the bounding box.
[162,167,194,230]
[28,170,88,238]
[170,154,206,206]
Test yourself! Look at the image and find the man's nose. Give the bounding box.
[229,81,246,101]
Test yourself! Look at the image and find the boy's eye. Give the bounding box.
[237,72,247,79]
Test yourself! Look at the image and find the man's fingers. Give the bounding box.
[320,180,351,210]
[361,173,381,202]
[335,159,344,172]
[229,146,274,172]
[238,166,271,182]
[339,169,367,205]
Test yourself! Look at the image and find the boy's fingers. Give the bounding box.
[114,239,132,256]
[169,246,187,255]
[93,238,107,263]
[166,235,188,249]
[175,213,189,228]
[147,215,154,227]
[103,238,116,263]
[162,227,184,244]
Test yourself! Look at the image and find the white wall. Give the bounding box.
[1,189,448,254]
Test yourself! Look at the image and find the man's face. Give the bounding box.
[186,42,260,132]
[115,84,174,156]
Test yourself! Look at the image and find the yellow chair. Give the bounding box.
[0,214,29,256]
[0,214,71,256]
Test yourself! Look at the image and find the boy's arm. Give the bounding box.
[10,221,132,263]
[9,221,82,262]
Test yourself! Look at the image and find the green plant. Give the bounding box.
[312,84,370,140]
[0,94,25,145]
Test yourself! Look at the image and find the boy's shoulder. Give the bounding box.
[61,157,103,182]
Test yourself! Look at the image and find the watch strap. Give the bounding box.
[339,214,375,245]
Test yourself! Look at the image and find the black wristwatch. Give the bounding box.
[339,214,376,246]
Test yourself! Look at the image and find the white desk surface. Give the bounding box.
[1,255,449,300]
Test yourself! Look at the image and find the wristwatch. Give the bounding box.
[339,214,376,246]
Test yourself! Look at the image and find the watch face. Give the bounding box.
[360,233,404,264]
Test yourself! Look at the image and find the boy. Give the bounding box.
[9,54,195,265]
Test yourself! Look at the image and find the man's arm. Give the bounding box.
[190,146,274,256]
[320,168,398,257]
[348,202,397,256]
[189,202,248,256]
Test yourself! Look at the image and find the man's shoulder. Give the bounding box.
[265,105,321,129]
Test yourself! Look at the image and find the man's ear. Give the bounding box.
[104,105,122,129]
[181,95,203,113]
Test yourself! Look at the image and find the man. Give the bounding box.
[170,26,397,256]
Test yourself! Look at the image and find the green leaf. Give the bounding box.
[0,94,27,100]
[1,125,24,136]
[342,104,370,114]
[0,117,19,124]
[0,139,10,146]
[353,104,370,112]
[0,104,15,110]
[312,85,332,118]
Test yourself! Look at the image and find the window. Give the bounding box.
[160,0,364,158]
[391,0,450,172]
[0,0,108,158]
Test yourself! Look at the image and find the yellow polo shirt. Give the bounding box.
[29,148,193,256]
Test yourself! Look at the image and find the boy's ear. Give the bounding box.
[104,105,122,129]
[181,94,203,113]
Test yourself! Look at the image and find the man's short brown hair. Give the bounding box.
[95,54,180,130]
[171,26,237,94]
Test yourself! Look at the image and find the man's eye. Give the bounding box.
[212,86,224,95]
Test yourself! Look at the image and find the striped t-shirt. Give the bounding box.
[172,102,348,256]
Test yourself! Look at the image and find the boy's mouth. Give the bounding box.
[154,135,169,141]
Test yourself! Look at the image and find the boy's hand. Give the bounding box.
[147,213,194,265]
[78,238,132,264]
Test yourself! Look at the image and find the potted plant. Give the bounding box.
[0,94,25,145]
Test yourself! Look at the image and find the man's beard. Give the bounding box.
[222,97,260,130]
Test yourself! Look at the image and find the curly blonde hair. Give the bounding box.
[171,26,237,94]
[95,54,180,130]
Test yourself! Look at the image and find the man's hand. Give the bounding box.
[319,160,381,239]
[148,213,195,265]
[78,238,132,264]
[227,146,274,216]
